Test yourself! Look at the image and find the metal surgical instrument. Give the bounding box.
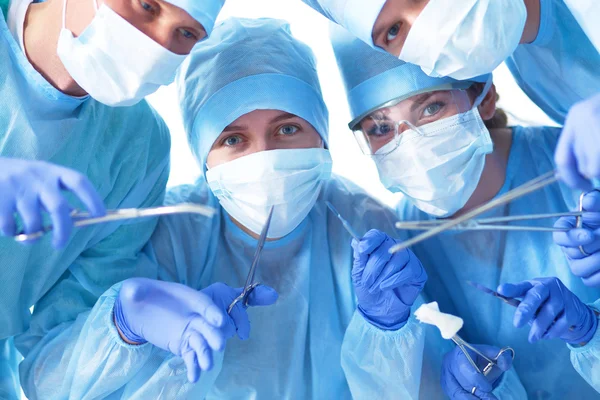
[464,281,600,332]
[465,281,522,308]
[574,190,600,256]
[227,206,274,314]
[390,170,560,253]
[13,203,216,242]
[451,335,515,377]
[326,201,361,240]
[395,211,582,232]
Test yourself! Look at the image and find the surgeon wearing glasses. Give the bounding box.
[331,23,600,399]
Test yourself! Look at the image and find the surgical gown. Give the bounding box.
[506,0,600,124]
[397,126,600,398]
[0,4,171,398]
[18,176,431,399]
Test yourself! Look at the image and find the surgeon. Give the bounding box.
[331,23,600,398]
[16,18,430,399]
[0,0,224,398]
[302,0,600,192]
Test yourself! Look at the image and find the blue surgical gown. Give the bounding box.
[0,4,171,398]
[397,125,600,398]
[506,0,600,124]
[17,176,431,399]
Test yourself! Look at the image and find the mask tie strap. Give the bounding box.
[61,0,67,29]
[473,76,493,109]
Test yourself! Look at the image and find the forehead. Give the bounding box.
[368,90,457,116]
[225,110,299,128]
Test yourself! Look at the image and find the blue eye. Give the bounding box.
[279,125,299,136]
[179,28,196,40]
[139,1,154,12]
[367,123,395,137]
[223,136,242,146]
[423,102,444,117]
[386,23,400,42]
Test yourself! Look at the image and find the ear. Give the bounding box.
[478,83,497,121]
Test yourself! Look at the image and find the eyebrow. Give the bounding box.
[269,112,298,124]
[409,92,435,112]
[222,124,248,133]
[370,113,392,123]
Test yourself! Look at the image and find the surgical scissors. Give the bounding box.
[13,203,216,242]
[391,170,561,253]
[227,206,274,314]
[326,201,361,240]
[451,335,515,377]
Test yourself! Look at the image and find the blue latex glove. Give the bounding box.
[351,229,427,330]
[497,277,597,344]
[553,191,600,286]
[0,157,105,248]
[114,278,278,383]
[441,344,513,400]
[555,93,600,190]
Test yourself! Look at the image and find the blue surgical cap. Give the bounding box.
[178,18,329,173]
[329,23,491,129]
[302,0,386,47]
[164,0,225,35]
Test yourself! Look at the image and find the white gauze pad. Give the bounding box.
[414,301,464,339]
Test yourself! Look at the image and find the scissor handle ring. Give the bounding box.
[577,189,600,228]
[495,347,515,361]
[227,282,262,314]
[242,282,261,307]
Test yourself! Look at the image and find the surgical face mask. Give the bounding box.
[206,148,333,239]
[374,92,493,217]
[57,0,186,107]
[399,0,527,80]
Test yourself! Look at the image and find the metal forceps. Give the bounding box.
[391,170,563,253]
[326,201,361,240]
[395,211,582,233]
[227,206,274,314]
[451,335,515,377]
[13,203,216,242]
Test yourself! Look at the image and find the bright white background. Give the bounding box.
[20,1,559,399]
[147,0,558,208]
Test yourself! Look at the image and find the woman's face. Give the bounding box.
[103,0,207,55]
[206,110,324,168]
[357,89,472,154]
[371,0,430,57]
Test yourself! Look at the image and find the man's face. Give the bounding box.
[103,0,207,55]
[371,0,429,57]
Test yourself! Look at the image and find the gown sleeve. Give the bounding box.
[568,299,600,393]
[341,308,426,399]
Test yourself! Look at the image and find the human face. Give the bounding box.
[371,0,429,57]
[356,89,471,155]
[103,0,207,55]
[206,110,324,168]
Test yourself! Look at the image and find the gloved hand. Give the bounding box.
[497,277,597,344]
[0,157,105,248]
[351,229,427,330]
[441,344,513,400]
[555,93,600,190]
[114,278,278,383]
[553,191,600,286]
